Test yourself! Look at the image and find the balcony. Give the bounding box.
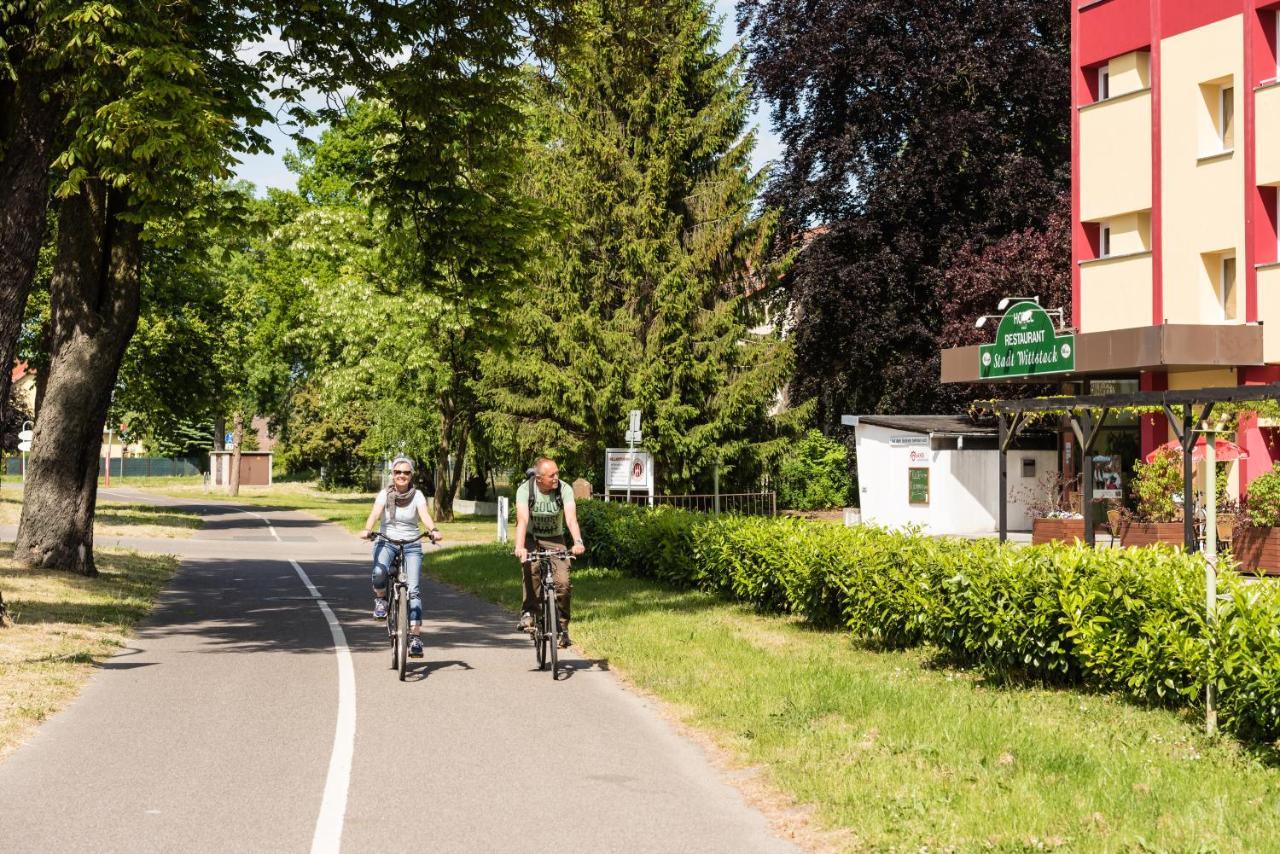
[1258,263,1280,362]
[1079,89,1152,222]
[1257,81,1280,187]
[1079,251,1152,333]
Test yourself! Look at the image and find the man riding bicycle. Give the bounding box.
[514,457,585,648]
[361,456,443,658]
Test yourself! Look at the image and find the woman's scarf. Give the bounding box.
[387,484,418,510]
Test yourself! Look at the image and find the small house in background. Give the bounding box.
[844,415,1057,535]
[209,451,273,487]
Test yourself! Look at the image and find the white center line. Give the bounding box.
[291,559,356,854]
[240,508,281,541]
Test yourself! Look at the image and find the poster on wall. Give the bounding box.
[1092,455,1122,499]
[908,467,930,505]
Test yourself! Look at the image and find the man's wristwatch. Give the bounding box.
[573,539,583,545]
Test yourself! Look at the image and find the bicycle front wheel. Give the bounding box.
[546,589,559,679]
[397,589,409,682]
[388,590,399,670]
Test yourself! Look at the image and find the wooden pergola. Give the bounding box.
[981,381,1280,549]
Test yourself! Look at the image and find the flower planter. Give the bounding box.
[1117,521,1187,548]
[1229,527,1280,576]
[1031,517,1086,545]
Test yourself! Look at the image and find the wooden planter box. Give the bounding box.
[1229,527,1280,576]
[1117,521,1187,548]
[1031,517,1086,545]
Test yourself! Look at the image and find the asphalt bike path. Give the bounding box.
[0,487,797,854]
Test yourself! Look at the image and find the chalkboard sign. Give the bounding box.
[908,467,929,505]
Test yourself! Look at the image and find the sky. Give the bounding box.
[229,0,782,192]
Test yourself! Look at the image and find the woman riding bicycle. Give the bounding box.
[361,456,442,658]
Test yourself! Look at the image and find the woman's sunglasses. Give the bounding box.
[393,470,412,476]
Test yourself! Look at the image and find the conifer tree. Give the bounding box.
[482,0,796,492]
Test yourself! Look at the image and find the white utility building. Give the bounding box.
[844,415,1058,535]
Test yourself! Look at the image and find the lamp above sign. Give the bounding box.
[978,300,1075,379]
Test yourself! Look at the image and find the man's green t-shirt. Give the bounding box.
[515,479,575,539]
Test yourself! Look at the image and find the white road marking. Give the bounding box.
[291,559,356,854]
[238,508,281,541]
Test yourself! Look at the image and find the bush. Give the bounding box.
[1244,467,1280,527]
[575,499,1280,742]
[775,429,851,510]
[1130,447,1183,522]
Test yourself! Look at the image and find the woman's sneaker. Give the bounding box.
[558,630,573,649]
[408,636,424,657]
[373,598,388,620]
[517,611,534,632]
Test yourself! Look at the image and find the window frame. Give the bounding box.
[1221,254,1238,322]
[1097,66,1110,101]
[1099,222,1111,258]
[1220,84,1235,151]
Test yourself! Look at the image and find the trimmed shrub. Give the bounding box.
[1244,467,1280,527]
[574,499,1280,742]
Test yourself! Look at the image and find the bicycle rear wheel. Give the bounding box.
[546,590,559,679]
[397,588,409,681]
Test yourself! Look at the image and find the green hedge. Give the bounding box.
[576,501,1280,741]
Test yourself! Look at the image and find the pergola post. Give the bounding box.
[1183,405,1195,553]
[998,415,1008,543]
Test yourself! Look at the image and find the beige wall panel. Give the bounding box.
[1167,367,1238,390]
[1258,265,1280,362]
[1109,211,1150,254]
[1258,83,1280,187]
[1080,254,1153,333]
[1080,91,1152,222]
[1160,16,1244,324]
[1110,51,1150,96]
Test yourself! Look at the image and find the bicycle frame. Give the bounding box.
[371,532,428,681]
[524,548,572,678]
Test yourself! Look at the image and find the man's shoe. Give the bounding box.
[373,598,388,620]
[517,611,534,632]
[558,630,572,649]
[408,636,424,658]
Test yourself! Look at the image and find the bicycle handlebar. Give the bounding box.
[520,548,574,564]
[367,531,434,545]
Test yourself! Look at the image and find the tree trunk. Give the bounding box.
[0,57,61,421]
[228,411,244,496]
[0,590,9,627]
[432,402,470,523]
[213,415,226,451]
[15,181,141,575]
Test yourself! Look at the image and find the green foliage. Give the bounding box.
[479,0,797,491]
[1131,448,1183,523]
[1244,467,1280,527]
[774,429,850,510]
[576,501,1280,742]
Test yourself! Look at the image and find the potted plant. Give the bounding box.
[1232,468,1280,575]
[1122,448,1187,547]
[1024,472,1088,545]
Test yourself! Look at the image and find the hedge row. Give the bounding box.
[577,501,1280,742]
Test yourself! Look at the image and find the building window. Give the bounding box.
[1098,66,1110,101]
[1221,255,1238,321]
[1221,85,1235,150]
[1099,222,1111,257]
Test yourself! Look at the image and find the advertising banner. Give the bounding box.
[604,448,654,491]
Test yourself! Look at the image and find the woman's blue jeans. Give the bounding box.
[372,541,423,625]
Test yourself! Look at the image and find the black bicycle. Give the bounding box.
[369,531,428,681]
[524,548,572,679]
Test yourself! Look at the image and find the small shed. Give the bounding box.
[844,414,1057,535]
[209,451,274,487]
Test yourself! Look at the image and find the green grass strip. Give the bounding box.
[431,544,1280,850]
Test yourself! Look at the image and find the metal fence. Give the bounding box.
[594,491,777,517]
[6,456,203,477]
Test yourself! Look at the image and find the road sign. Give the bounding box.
[628,409,641,433]
[224,431,234,446]
[18,429,33,442]
[17,440,32,452]
[625,429,642,444]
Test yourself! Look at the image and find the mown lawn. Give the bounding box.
[0,543,178,760]
[130,478,506,545]
[1,489,202,539]
[431,544,1280,851]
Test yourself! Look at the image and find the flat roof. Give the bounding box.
[843,414,1054,438]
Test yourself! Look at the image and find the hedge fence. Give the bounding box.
[576,501,1280,742]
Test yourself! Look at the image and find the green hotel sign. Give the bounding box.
[979,301,1075,379]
